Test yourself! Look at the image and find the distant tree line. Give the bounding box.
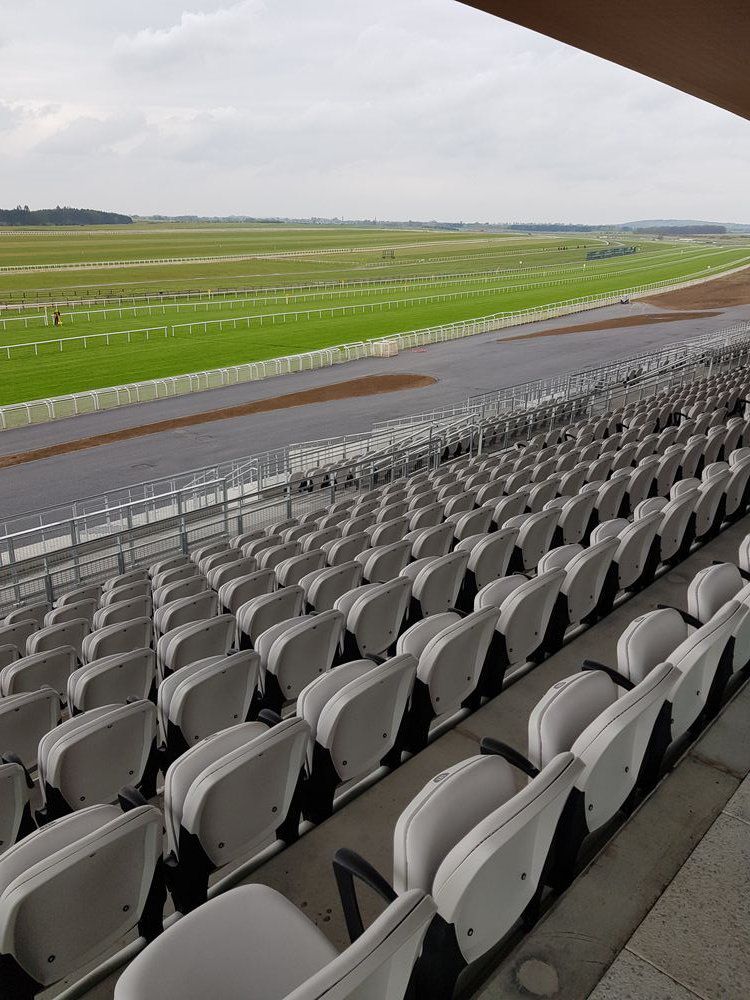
[0,205,133,226]
[507,223,604,233]
[628,224,726,236]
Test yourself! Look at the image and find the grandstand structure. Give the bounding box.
[2,4,750,1000]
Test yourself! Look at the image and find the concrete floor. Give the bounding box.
[3,300,750,518]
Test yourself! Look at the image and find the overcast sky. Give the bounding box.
[1,0,748,223]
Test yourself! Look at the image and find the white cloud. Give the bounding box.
[0,0,747,222]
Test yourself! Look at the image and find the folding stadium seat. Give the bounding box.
[44,598,98,627]
[622,456,659,515]
[275,549,327,588]
[506,509,560,572]
[82,617,152,665]
[405,522,454,560]
[0,620,39,654]
[540,537,620,648]
[455,528,517,609]
[593,513,661,613]
[149,553,191,577]
[67,649,156,714]
[356,540,412,584]
[505,468,533,493]
[704,425,726,466]
[333,751,582,1000]
[27,618,90,661]
[616,604,740,742]
[0,688,61,772]
[157,650,260,765]
[400,551,469,621]
[674,418,696,445]
[151,562,200,591]
[634,489,698,570]
[586,454,613,484]
[217,569,276,615]
[406,502,444,532]
[474,569,566,696]
[158,615,235,681]
[281,523,317,544]
[99,580,151,606]
[0,645,20,669]
[334,577,412,659]
[323,532,369,567]
[114,883,434,1000]
[56,582,102,606]
[695,470,729,541]
[235,587,305,651]
[162,718,310,912]
[527,476,561,513]
[0,756,34,856]
[0,645,77,701]
[654,447,683,497]
[523,660,675,885]
[724,455,750,521]
[258,541,303,572]
[408,489,440,512]
[610,442,637,472]
[242,534,283,559]
[300,562,363,614]
[633,433,659,463]
[204,555,256,591]
[36,700,159,822]
[379,499,410,522]
[475,479,505,507]
[396,608,499,751]
[153,590,218,639]
[299,653,417,821]
[445,505,492,544]
[0,801,163,1000]
[190,540,231,566]
[3,602,50,629]
[558,464,589,497]
[300,525,342,552]
[547,491,598,546]
[680,435,707,480]
[365,515,411,548]
[103,568,149,592]
[268,516,300,536]
[92,594,152,630]
[254,610,344,714]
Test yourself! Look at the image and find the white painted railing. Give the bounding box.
[0,261,747,431]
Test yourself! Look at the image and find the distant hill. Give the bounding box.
[0,206,133,226]
[620,219,750,233]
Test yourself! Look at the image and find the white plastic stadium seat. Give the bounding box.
[0,646,78,701]
[0,689,61,770]
[67,648,156,714]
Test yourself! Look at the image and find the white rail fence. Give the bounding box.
[1,263,748,431]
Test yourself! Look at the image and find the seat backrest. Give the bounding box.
[314,654,417,784]
[558,491,598,545]
[27,618,90,660]
[537,543,582,574]
[260,611,344,699]
[394,755,518,894]
[411,551,470,616]
[613,513,661,590]
[156,591,218,637]
[100,581,151,606]
[68,648,156,713]
[304,563,363,612]
[164,718,309,866]
[492,491,529,528]
[655,490,698,562]
[217,569,276,614]
[326,533,369,566]
[346,577,412,657]
[93,595,152,631]
[0,645,77,700]
[45,599,98,628]
[570,662,675,830]
[208,556,258,591]
[666,602,740,739]
[515,509,559,570]
[359,541,412,584]
[152,563,200,592]
[414,606,500,718]
[0,759,30,857]
[560,537,619,624]
[236,589,304,648]
[409,522,454,560]
[529,670,617,770]
[0,803,162,988]
[104,569,149,592]
[431,753,583,966]
[158,650,260,748]
[83,617,152,664]
[458,528,517,589]
[276,550,327,588]
[694,472,730,536]
[38,702,156,813]
[259,542,303,572]
[57,583,102,607]
[497,569,565,665]
[687,563,743,623]
[0,688,61,769]
[3,602,50,629]
[595,476,629,521]
[161,615,236,677]
[153,574,206,610]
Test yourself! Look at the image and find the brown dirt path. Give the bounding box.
[642,267,750,309]
[498,310,718,343]
[0,373,436,470]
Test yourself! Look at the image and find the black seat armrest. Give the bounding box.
[480,737,539,778]
[258,709,283,728]
[118,785,149,812]
[333,847,397,942]
[1,752,34,789]
[582,658,635,691]
[656,603,703,629]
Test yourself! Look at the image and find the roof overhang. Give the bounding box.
[460,1,750,120]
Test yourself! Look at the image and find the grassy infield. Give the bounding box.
[0,224,747,405]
